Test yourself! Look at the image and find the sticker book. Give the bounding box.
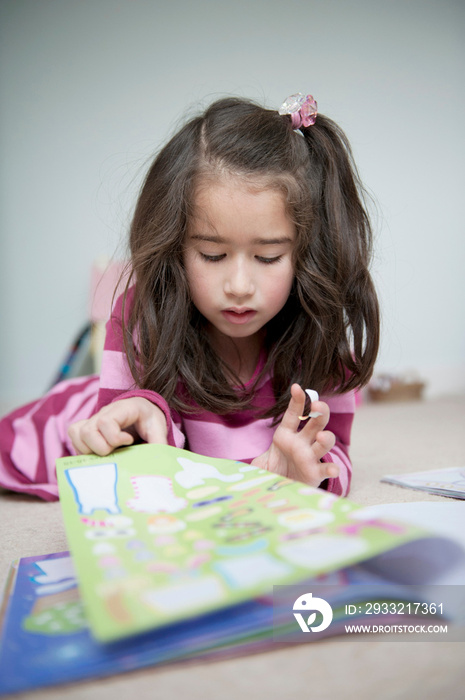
[1,445,464,695]
[54,444,424,642]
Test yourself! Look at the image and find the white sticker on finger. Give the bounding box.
[299,389,321,421]
[305,389,319,403]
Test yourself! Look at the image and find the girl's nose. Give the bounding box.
[224,261,255,298]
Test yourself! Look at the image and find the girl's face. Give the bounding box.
[184,179,296,356]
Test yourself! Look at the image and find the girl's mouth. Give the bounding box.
[221,309,257,325]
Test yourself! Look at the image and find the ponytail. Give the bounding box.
[298,115,379,392]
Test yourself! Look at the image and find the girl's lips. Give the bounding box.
[221,309,257,325]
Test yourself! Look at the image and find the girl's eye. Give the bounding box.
[199,253,283,264]
[255,255,283,265]
[200,253,226,262]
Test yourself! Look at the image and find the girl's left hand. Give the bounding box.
[251,383,338,487]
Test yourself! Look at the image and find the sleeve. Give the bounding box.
[319,390,355,497]
[96,289,185,449]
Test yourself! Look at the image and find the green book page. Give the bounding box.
[56,444,423,642]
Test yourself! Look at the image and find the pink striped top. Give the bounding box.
[98,291,354,496]
[0,291,355,500]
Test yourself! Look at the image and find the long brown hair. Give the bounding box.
[120,97,380,420]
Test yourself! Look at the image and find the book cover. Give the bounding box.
[0,550,282,695]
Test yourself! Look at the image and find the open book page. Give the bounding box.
[56,444,429,642]
[350,501,465,585]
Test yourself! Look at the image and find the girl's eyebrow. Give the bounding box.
[189,233,293,245]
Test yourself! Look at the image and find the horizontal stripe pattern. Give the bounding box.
[0,291,355,499]
[0,376,100,500]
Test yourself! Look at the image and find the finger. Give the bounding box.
[98,401,167,447]
[299,400,330,438]
[78,426,121,456]
[279,384,308,432]
[135,417,167,444]
[311,429,336,462]
[132,405,168,444]
[70,426,110,456]
[68,421,92,455]
[95,413,135,450]
[320,461,340,480]
[78,417,133,456]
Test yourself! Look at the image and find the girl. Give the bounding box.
[0,93,379,500]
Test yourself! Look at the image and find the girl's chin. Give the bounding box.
[206,321,265,345]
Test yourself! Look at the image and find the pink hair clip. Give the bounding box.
[278,93,318,129]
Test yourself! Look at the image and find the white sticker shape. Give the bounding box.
[175,457,244,489]
[65,463,120,515]
[277,535,368,571]
[214,552,292,589]
[142,576,225,614]
[299,389,322,420]
[127,475,187,513]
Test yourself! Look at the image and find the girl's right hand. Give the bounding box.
[68,397,168,456]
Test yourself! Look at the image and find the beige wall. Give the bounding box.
[1,0,464,405]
